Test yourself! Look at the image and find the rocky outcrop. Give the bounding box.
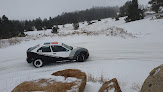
[141,64,163,92]
[98,78,122,92]
[12,69,86,92]
[52,69,87,92]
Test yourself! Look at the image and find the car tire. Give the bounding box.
[76,53,85,62]
[33,59,44,68]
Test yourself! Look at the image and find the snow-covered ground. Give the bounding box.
[0,15,163,92]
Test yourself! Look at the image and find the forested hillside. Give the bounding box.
[0,6,119,39]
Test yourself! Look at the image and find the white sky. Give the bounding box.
[0,0,150,20]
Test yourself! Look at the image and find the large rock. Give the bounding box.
[98,78,122,92]
[52,69,87,92]
[141,64,163,92]
[12,69,86,92]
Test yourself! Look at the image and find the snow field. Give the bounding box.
[0,14,163,92]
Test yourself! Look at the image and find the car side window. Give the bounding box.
[37,46,51,52]
[51,45,67,52]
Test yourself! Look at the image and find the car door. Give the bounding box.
[37,45,53,57]
[51,45,71,58]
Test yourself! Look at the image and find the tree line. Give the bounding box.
[52,6,119,24]
[0,15,25,39]
[0,6,119,39]
[24,6,119,31]
[119,0,163,22]
[1,0,163,39]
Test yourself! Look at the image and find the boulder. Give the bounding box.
[98,78,122,92]
[12,69,86,92]
[141,64,163,92]
[52,69,87,92]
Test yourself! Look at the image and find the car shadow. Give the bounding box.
[44,60,79,67]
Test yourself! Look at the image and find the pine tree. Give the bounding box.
[51,25,59,34]
[119,1,132,17]
[24,20,34,31]
[34,17,43,31]
[73,23,79,30]
[149,0,163,13]
[0,15,25,39]
[125,0,144,22]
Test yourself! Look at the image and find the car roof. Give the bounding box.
[40,42,62,46]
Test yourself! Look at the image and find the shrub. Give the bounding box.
[87,21,92,25]
[8,38,21,46]
[115,16,120,21]
[51,25,59,34]
[73,23,79,30]
[0,40,4,48]
[98,19,101,21]
[87,73,109,83]
[18,32,26,37]
[131,83,141,91]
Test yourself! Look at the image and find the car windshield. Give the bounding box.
[62,43,73,50]
[27,44,39,52]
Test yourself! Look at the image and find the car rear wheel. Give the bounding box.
[33,59,44,68]
[76,53,85,62]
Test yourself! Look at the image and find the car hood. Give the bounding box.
[71,47,82,52]
[69,47,88,58]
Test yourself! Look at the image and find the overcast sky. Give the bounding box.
[0,0,150,20]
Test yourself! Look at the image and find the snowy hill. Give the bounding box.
[0,14,163,92]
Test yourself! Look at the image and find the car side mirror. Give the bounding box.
[66,49,69,52]
[70,46,73,50]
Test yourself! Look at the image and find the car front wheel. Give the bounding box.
[33,59,44,68]
[76,53,85,62]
